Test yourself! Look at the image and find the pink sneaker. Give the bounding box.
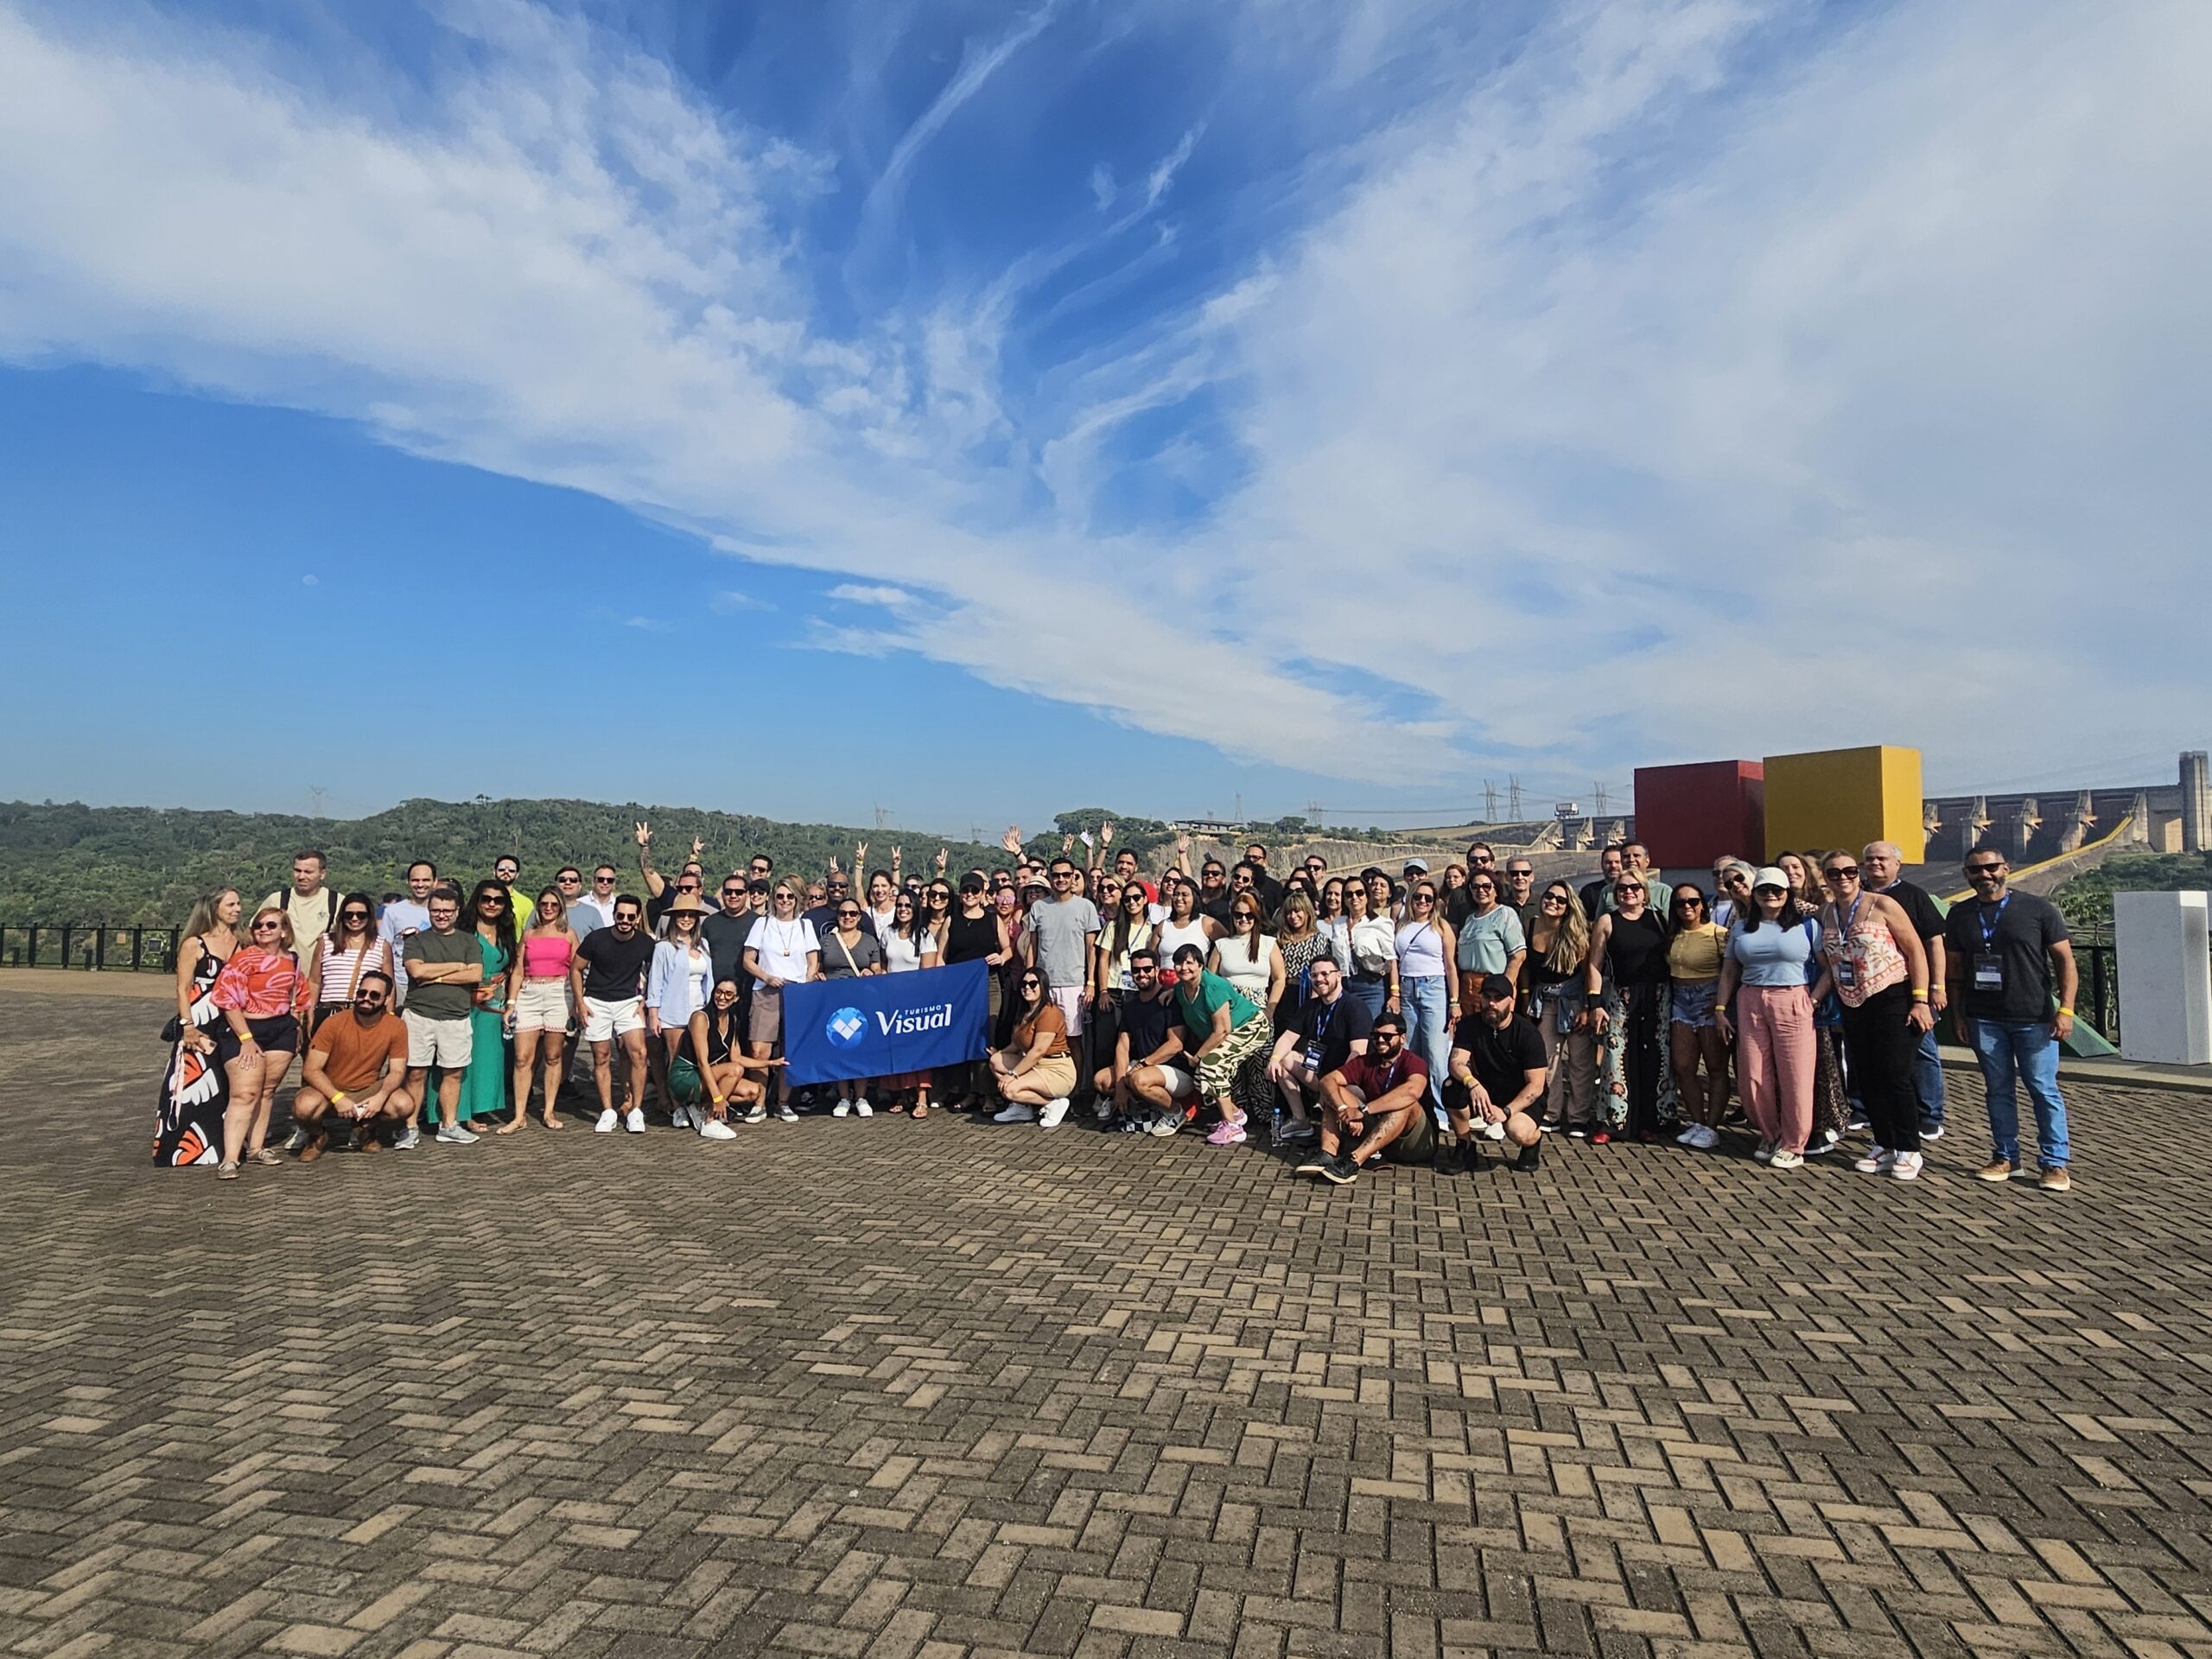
[1205,1116,1248,1147]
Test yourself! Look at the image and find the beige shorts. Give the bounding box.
[513,977,572,1032]
[404,1009,473,1070]
[582,995,645,1043]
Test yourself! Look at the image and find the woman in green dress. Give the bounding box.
[458,880,518,1126]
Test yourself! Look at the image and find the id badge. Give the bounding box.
[1834,958,1858,991]
[1301,1040,1327,1074]
[1974,951,2004,992]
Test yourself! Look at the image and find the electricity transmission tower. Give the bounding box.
[1508,776,1522,817]
[1482,779,1499,821]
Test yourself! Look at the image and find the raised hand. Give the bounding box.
[1100,821,1115,846]
[1175,830,1192,854]
[1001,826,1022,855]
[634,821,652,846]
[1061,834,1074,854]
[892,845,903,868]
[855,840,868,868]
[690,836,704,859]
[934,847,948,871]
[828,855,841,876]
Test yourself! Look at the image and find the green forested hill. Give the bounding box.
[2049,850,2212,931]
[0,798,1017,925]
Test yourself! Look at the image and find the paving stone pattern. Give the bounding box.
[3,988,2211,1658]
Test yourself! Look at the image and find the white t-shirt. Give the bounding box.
[750,918,816,983]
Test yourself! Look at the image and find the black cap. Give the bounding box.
[1479,974,1516,1000]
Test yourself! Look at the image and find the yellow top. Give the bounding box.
[1667,921,1727,982]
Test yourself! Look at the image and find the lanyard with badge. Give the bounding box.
[1828,894,1864,990]
[1300,999,1338,1074]
[1973,895,2010,994]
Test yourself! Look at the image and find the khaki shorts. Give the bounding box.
[513,977,572,1032]
[404,1010,473,1070]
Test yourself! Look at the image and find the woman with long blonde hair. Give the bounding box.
[210,905,314,1178]
[1523,880,1595,1134]
[155,887,241,1166]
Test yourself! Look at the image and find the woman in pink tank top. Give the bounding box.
[506,889,579,1133]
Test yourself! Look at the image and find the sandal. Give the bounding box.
[541,1113,564,1130]
[912,1101,930,1120]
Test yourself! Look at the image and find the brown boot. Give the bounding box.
[298,1131,327,1164]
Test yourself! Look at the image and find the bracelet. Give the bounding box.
[331,1090,346,1104]
[2058,1007,2075,1016]
[1910,989,1928,1000]
[712,1095,726,1104]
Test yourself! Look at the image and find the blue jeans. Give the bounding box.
[1912,1025,1946,1126]
[1402,975,1450,1123]
[1967,1019,2069,1168]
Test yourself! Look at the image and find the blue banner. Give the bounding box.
[780,958,992,1085]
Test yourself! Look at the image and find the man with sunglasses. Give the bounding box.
[1305,1013,1433,1184]
[1501,858,1539,935]
[291,970,412,1157]
[702,872,760,1006]
[1266,955,1370,1141]
[1944,851,2077,1192]
[1022,858,1101,1127]
[566,865,618,937]
[492,855,529,927]
[1861,840,1952,1141]
[573,895,655,1132]
[1100,949,1194,1130]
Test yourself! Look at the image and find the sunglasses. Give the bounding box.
[1824,866,1860,880]
[1966,864,2005,876]
[1541,893,1568,906]
[341,911,372,922]
[836,908,861,918]
[1020,977,1043,988]
[557,875,581,884]
[251,920,283,931]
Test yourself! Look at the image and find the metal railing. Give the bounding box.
[2073,931,2118,1044]
[0,925,183,973]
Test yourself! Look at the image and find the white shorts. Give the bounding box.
[404,1010,474,1070]
[1047,985,1087,1038]
[513,977,572,1032]
[583,995,645,1042]
[1144,1063,1195,1099]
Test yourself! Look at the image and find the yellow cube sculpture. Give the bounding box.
[1763,746,1924,862]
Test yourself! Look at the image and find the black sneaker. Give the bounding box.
[1512,1141,1541,1172]
[1317,1152,1359,1185]
[1293,1148,1332,1177]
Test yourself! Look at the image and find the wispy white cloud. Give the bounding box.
[0,0,2205,796]
[709,588,772,613]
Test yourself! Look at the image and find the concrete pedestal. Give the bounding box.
[2116,890,2212,1066]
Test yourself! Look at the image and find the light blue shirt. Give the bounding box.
[647,939,713,1025]
[567,896,611,938]
[379,899,430,997]
[1453,906,1526,974]
[1726,916,1823,987]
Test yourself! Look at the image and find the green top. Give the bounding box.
[401,928,477,1021]
[1176,969,1259,1039]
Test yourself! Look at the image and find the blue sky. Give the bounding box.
[1,0,2207,836]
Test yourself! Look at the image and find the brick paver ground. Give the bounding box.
[3,986,2211,1659]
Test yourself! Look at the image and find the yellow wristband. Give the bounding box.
[331,1090,346,1104]
[712,1096,726,1104]
[1910,989,1928,1000]
[2058,1007,2075,1016]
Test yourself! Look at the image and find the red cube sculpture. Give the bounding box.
[1634,761,1766,870]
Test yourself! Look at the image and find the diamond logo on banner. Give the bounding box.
[826,1007,867,1048]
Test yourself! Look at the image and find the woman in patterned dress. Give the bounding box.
[1584,874,1679,1142]
[154,888,240,1166]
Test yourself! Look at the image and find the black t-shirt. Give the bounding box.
[576,927,654,1001]
[1881,879,1947,945]
[1580,878,1609,922]
[1116,989,1184,1069]
[700,910,757,988]
[1451,1011,1548,1102]
[1292,992,1373,1076]
[1249,873,1286,915]
[1199,891,1236,927]
[1943,891,2069,1023]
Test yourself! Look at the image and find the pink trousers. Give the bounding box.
[1736,984,1815,1154]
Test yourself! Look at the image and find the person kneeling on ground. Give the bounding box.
[1093,948,1192,1132]
[1265,956,1371,1144]
[991,969,1080,1126]
[1446,973,1548,1173]
[1300,1013,1432,1185]
[291,970,414,1158]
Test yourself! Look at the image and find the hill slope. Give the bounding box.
[0,798,1017,925]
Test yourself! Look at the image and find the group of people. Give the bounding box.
[152,823,2081,1193]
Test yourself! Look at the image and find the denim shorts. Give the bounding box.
[1670,980,1719,1029]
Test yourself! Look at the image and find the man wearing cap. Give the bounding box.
[1300,1011,1433,1184]
[1446,975,1548,1172]
[1401,859,1430,921]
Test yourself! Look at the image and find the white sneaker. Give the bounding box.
[1675,1124,1700,1145]
[671,1104,693,1129]
[434,1124,478,1145]
[1891,1151,1923,1180]
[594,1108,617,1133]
[743,1103,767,1124]
[1854,1147,1895,1173]
[392,1126,421,1150]
[994,1103,1036,1123]
[776,1103,798,1122]
[1095,1099,1115,1120]
[1484,1119,1507,1141]
[1753,1140,1774,1162]
[1769,1148,1804,1169]
[624,1108,645,1133]
[1038,1096,1071,1128]
[1693,1124,1721,1150]
[854,1099,874,1117]
[832,1100,851,1118]
[698,1118,737,1141]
